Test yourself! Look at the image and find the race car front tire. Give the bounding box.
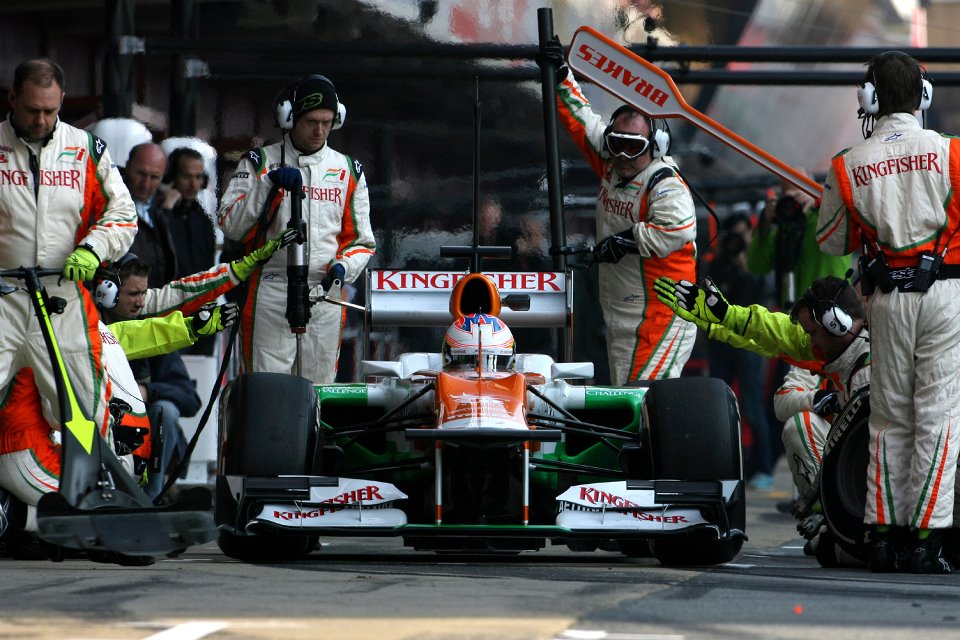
[219,372,318,476]
[217,529,317,562]
[643,377,745,566]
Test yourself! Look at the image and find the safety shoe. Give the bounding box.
[868,526,904,573]
[903,529,954,575]
[0,487,12,541]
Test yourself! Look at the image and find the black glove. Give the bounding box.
[593,229,639,264]
[812,389,841,417]
[535,34,569,82]
[267,167,303,192]
[320,263,346,293]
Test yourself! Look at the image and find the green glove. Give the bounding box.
[230,228,300,281]
[653,276,713,333]
[62,245,101,282]
[191,302,239,336]
[672,277,729,324]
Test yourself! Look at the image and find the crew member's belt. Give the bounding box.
[888,265,960,292]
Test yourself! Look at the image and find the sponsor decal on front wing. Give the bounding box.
[555,481,707,531]
[254,478,408,529]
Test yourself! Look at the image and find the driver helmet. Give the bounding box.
[441,313,516,372]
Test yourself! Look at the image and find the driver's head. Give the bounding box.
[441,313,516,372]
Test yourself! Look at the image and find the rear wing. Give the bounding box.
[364,269,573,359]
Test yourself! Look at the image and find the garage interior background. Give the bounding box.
[2,0,958,384]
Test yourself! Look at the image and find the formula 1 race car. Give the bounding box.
[215,268,746,566]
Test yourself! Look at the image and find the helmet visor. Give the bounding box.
[604,131,650,159]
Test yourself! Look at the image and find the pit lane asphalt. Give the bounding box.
[3,459,960,640]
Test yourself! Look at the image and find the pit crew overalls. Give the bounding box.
[0,116,137,438]
[0,263,241,508]
[0,314,195,507]
[818,113,960,530]
[218,136,375,383]
[557,75,697,385]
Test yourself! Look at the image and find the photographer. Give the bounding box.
[708,213,777,491]
[746,176,851,483]
[747,175,850,309]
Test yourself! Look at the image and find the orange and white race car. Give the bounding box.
[215,269,746,566]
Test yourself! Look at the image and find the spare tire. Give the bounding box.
[819,390,870,563]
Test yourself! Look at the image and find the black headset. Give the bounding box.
[95,253,141,310]
[273,74,346,131]
[800,287,854,337]
[602,105,671,159]
[857,51,933,116]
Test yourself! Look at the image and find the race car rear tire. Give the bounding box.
[217,530,317,562]
[644,377,744,567]
[819,391,870,563]
[219,372,318,476]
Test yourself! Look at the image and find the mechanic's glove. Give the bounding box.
[593,229,639,264]
[653,276,713,333]
[267,167,303,192]
[535,35,569,82]
[671,277,729,323]
[230,228,300,281]
[319,263,346,294]
[812,389,841,417]
[62,245,101,282]
[191,302,239,336]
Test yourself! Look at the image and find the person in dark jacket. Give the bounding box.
[123,143,179,288]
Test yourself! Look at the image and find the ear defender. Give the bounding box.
[919,77,933,111]
[274,75,346,131]
[802,288,853,337]
[275,91,295,131]
[95,278,119,309]
[857,81,879,115]
[95,253,140,310]
[650,120,671,159]
[857,56,934,116]
[820,304,853,337]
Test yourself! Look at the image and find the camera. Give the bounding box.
[773,195,805,225]
[720,230,747,256]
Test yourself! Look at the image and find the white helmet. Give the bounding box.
[442,313,516,372]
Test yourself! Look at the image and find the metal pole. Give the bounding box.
[103,0,134,118]
[170,0,198,136]
[536,8,569,362]
[537,9,566,273]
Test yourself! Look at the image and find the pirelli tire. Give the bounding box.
[217,529,317,562]
[819,390,871,563]
[643,376,745,566]
[216,372,320,561]
[219,372,318,476]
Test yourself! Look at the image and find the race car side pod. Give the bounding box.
[0,267,216,559]
[285,185,310,377]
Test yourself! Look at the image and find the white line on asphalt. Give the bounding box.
[142,621,228,640]
[555,632,685,640]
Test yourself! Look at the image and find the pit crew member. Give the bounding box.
[540,37,697,385]
[219,74,376,383]
[817,51,960,574]
[0,58,136,439]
